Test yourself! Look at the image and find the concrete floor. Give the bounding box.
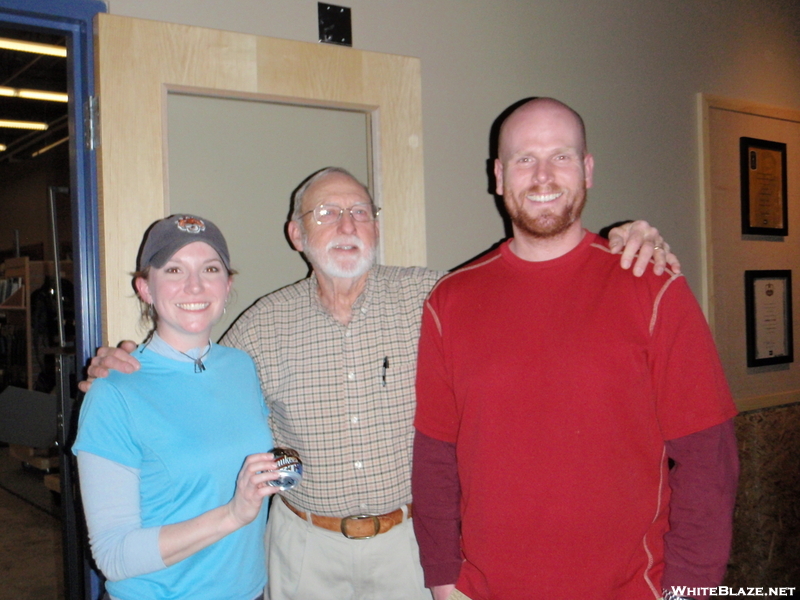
[0,486,62,600]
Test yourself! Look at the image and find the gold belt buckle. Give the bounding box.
[340,514,381,539]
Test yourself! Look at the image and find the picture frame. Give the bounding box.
[744,270,794,367]
[740,137,788,236]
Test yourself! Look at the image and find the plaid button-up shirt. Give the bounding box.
[222,265,444,516]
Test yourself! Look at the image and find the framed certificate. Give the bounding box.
[744,270,794,367]
[740,137,788,236]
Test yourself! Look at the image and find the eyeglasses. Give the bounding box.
[298,203,381,225]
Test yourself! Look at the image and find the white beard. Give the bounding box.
[303,234,376,279]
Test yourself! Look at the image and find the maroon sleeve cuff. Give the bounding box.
[412,429,462,587]
[662,418,739,591]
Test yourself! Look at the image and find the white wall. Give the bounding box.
[105,0,800,295]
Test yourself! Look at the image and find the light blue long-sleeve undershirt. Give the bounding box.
[77,452,164,581]
[77,334,212,582]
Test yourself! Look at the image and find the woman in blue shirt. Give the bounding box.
[74,214,279,600]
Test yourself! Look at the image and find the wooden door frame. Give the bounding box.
[95,14,426,344]
[699,93,800,411]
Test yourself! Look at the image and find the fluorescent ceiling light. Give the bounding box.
[31,136,69,157]
[0,37,67,57]
[0,86,68,103]
[21,90,68,102]
[0,144,6,152]
[0,119,49,130]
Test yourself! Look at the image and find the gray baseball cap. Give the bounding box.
[138,214,231,271]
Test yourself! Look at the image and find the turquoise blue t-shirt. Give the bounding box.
[74,344,273,600]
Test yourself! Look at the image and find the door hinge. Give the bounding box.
[84,95,99,151]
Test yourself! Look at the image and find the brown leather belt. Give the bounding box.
[282,497,413,539]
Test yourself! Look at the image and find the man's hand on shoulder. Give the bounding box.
[77,340,141,393]
[607,220,682,277]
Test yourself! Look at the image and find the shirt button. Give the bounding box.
[345,331,351,337]
[350,416,359,424]
[360,307,367,314]
[354,461,363,469]
[347,372,355,381]
[360,503,367,509]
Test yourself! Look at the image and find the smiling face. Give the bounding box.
[494,99,594,243]
[135,241,232,352]
[287,171,379,281]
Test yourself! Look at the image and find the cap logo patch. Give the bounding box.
[177,216,206,234]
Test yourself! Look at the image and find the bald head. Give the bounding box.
[492,97,594,253]
[497,98,588,160]
[291,167,373,223]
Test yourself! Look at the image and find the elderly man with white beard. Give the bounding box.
[83,166,680,600]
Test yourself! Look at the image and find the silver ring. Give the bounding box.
[653,244,662,251]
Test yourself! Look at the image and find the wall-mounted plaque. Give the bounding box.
[740,137,788,236]
[745,270,794,367]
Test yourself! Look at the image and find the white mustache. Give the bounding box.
[326,235,365,252]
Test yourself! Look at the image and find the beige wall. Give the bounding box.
[104,0,800,299]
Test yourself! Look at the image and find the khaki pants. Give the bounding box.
[266,496,430,600]
[447,590,472,600]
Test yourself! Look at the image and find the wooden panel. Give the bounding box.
[2,256,29,282]
[95,14,425,345]
[251,38,425,268]
[699,94,800,411]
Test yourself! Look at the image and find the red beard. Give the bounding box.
[506,186,587,239]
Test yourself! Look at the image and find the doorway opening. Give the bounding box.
[0,1,104,599]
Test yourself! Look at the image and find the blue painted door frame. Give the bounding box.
[0,0,105,368]
[1,2,106,598]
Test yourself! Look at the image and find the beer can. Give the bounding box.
[268,447,303,491]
